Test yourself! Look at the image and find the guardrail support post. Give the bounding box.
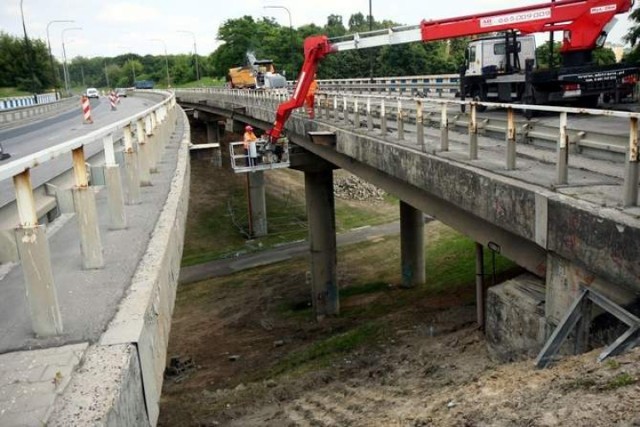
[441,103,449,151]
[343,96,348,124]
[557,111,569,185]
[13,170,63,336]
[469,103,478,160]
[145,114,158,173]
[103,134,126,229]
[367,97,373,131]
[623,117,639,207]
[136,118,152,186]
[72,146,104,269]
[506,107,517,170]
[333,96,337,121]
[416,100,425,151]
[397,100,404,140]
[353,98,360,128]
[380,99,387,136]
[123,124,141,204]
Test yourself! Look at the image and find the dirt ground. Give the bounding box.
[160,122,640,427]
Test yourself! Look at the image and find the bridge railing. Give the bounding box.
[0,93,58,111]
[314,74,459,98]
[2,90,177,337]
[178,87,639,210]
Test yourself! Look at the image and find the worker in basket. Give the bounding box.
[305,75,318,119]
[243,125,258,166]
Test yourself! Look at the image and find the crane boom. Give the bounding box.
[268,0,633,141]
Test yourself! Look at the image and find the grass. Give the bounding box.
[605,372,636,390]
[174,77,225,88]
[0,87,32,97]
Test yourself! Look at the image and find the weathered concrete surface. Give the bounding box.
[486,274,546,361]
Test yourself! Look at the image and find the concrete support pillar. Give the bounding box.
[469,103,478,160]
[145,115,158,173]
[380,99,387,136]
[475,242,485,331]
[305,168,338,319]
[16,226,64,336]
[122,125,140,205]
[248,172,268,237]
[207,121,222,168]
[136,118,152,186]
[104,165,126,229]
[400,201,425,288]
[73,187,104,269]
[367,97,373,132]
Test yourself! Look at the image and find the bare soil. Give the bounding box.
[160,123,640,427]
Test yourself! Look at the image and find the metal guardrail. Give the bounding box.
[178,87,640,210]
[0,93,57,111]
[3,90,177,337]
[0,96,78,128]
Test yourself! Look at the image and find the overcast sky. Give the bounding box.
[0,0,634,60]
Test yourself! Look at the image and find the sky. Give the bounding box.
[0,0,635,61]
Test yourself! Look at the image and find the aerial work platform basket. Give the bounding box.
[229,137,290,173]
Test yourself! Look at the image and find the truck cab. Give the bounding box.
[465,34,536,77]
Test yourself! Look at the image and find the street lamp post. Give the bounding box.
[177,30,200,81]
[46,20,73,97]
[264,6,294,77]
[61,27,82,96]
[150,39,171,88]
[20,0,38,93]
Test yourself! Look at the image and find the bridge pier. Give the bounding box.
[247,172,268,237]
[400,201,425,288]
[206,121,222,167]
[305,168,338,319]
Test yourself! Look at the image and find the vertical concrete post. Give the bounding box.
[72,146,104,269]
[380,98,387,136]
[475,242,485,331]
[341,96,347,124]
[248,172,268,237]
[400,201,425,288]
[145,114,158,173]
[13,170,63,336]
[416,100,425,151]
[556,111,569,185]
[367,97,373,131]
[305,168,338,319]
[136,118,152,186]
[440,103,449,151]
[469,103,478,160]
[207,121,222,168]
[353,98,360,128]
[506,107,517,170]
[122,124,141,205]
[333,96,338,122]
[623,117,639,207]
[102,134,126,229]
[398,100,405,140]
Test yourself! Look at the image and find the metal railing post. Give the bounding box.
[367,97,373,131]
[13,170,63,336]
[623,117,639,207]
[417,100,424,151]
[397,99,404,140]
[506,107,516,170]
[333,96,337,121]
[103,134,126,229]
[72,146,104,269]
[557,111,569,185]
[441,103,449,151]
[354,98,360,128]
[469,103,478,160]
[343,96,348,124]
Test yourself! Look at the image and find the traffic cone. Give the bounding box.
[81,95,93,124]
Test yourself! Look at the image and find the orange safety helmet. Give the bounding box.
[245,125,253,132]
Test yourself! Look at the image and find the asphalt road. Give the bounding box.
[0,95,157,208]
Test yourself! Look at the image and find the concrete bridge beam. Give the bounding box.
[400,201,425,288]
[305,167,338,319]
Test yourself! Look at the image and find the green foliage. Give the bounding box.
[606,372,636,389]
[0,32,53,91]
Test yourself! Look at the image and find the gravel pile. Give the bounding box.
[333,175,386,202]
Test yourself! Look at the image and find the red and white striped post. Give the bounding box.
[81,95,93,124]
[109,91,117,111]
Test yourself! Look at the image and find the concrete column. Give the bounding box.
[400,201,425,288]
[122,125,140,205]
[73,187,104,269]
[248,172,267,237]
[305,168,338,319]
[145,115,158,173]
[16,226,64,336]
[104,165,126,229]
[136,118,152,186]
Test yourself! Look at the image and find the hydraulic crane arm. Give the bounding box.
[268,0,632,141]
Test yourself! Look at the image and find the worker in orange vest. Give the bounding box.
[305,75,318,119]
[243,125,257,166]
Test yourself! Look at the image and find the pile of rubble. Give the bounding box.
[334,175,386,202]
